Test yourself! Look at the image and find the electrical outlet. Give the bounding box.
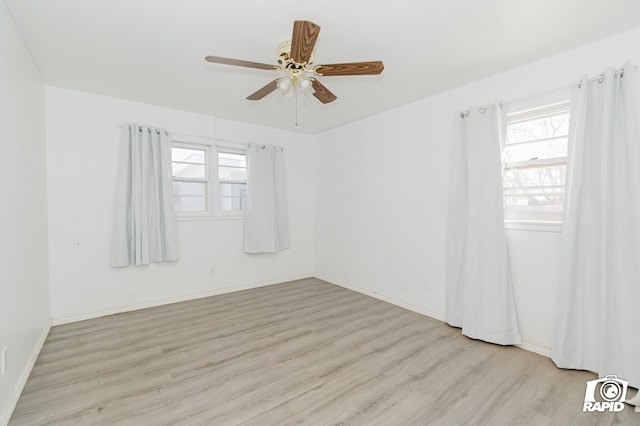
[1,346,7,375]
[421,280,429,291]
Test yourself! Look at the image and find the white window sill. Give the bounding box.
[177,214,244,222]
[504,220,562,233]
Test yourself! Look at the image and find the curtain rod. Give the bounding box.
[460,65,633,119]
[460,102,503,118]
[114,123,213,140]
[114,123,169,135]
[572,67,628,88]
[114,124,261,148]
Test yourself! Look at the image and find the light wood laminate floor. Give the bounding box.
[10,278,639,425]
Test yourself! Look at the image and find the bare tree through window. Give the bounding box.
[503,102,570,221]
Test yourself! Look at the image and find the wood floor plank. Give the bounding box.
[9,278,639,425]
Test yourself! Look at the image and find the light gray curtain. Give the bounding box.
[446,102,522,345]
[552,63,640,389]
[110,123,179,267]
[243,143,290,253]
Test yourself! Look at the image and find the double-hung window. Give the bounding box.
[503,99,570,222]
[172,143,209,213]
[171,140,247,217]
[218,150,247,212]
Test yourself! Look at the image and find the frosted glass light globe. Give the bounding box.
[298,77,313,92]
[277,77,293,94]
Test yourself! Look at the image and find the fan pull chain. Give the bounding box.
[295,84,299,128]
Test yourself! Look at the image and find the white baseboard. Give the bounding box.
[315,273,552,359]
[517,340,551,358]
[51,273,313,326]
[314,273,447,322]
[0,322,51,426]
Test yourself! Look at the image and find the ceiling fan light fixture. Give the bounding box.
[298,77,313,92]
[277,76,293,94]
[205,20,384,105]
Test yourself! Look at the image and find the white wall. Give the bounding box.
[0,3,50,424]
[46,87,314,322]
[314,26,640,355]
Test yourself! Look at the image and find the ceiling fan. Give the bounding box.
[204,20,384,104]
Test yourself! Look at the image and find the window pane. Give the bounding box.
[503,137,567,163]
[219,167,247,181]
[218,152,246,182]
[173,163,206,179]
[172,147,206,179]
[506,113,570,144]
[174,179,206,211]
[504,102,569,222]
[220,183,245,211]
[219,152,246,213]
[218,152,246,167]
[173,181,206,196]
[504,194,564,212]
[172,148,205,164]
[504,186,564,196]
[504,165,565,215]
[503,165,566,188]
[221,197,243,212]
[220,183,246,197]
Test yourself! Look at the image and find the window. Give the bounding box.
[171,141,246,217]
[218,151,246,212]
[503,100,570,222]
[172,144,209,212]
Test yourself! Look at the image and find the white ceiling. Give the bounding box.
[5,0,640,134]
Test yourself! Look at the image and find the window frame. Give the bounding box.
[172,141,211,218]
[217,147,248,216]
[171,137,247,220]
[503,95,571,224]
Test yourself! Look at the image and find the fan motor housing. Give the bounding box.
[277,40,313,67]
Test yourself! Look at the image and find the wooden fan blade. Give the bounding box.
[246,79,279,100]
[311,79,337,104]
[289,20,320,64]
[205,55,277,71]
[314,61,384,76]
